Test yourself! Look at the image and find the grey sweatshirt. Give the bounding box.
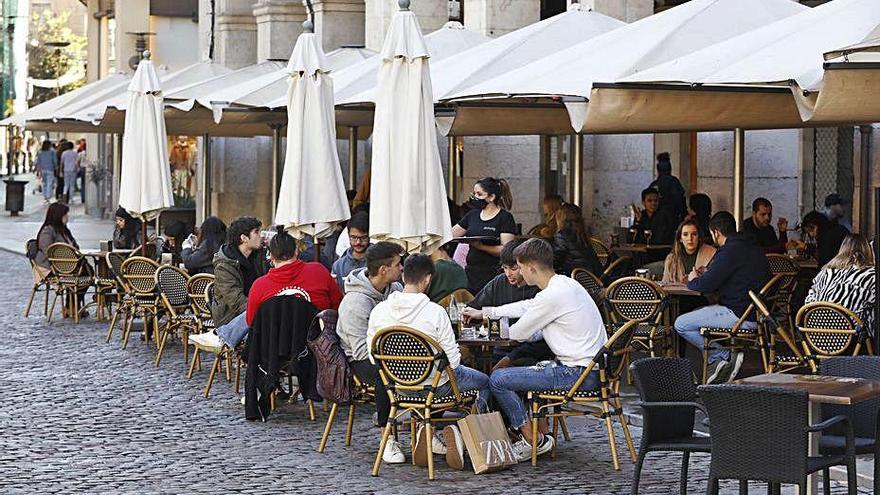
[336,267,402,362]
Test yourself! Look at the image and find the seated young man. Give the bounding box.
[335,241,404,463]
[367,254,490,470]
[195,226,342,349]
[331,211,370,294]
[468,238,607,461]
[193,216,268,350]
[463,238,549,369]
[427,242,468,303]
[675,211,771,384]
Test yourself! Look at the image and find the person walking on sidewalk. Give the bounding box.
[60,141,78,204]
[35,141,57,203]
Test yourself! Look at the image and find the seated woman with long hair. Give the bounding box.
[806,233,875,336]
[662,219,716,284]
[182,216,227,274]
[552,203,602,276]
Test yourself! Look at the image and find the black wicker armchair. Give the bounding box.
[699,384,857,494]
[629,357,711,495]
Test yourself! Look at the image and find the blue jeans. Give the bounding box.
[41,172,55,201]
[405,365,491,413]
[215,312,249,348]
[490,364,599,430]
[63,171,77,198]
[674,304,757,365]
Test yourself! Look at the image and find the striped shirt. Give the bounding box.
[806,266,875,335]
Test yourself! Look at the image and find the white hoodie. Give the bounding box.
[366,291,460,387]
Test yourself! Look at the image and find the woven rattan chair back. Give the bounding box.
[105,251,128,285]
[156,265,191,308]
[600,319,641,381]
[631,358,698,442]
[605,276,664,323]
[47,243,82,276]
[590,236,611,269]
[187,274,215,316]
[765,254,798,312]
[797,302,862,357]
[571,268,604,303]
[699,384,809,483]
[821,356,880,437]
[371,326,441,389]
[120,256,160,295]
[436,288,474,309]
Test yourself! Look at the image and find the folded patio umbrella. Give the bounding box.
[118,52,174,223]
[369,0,451,254]
[273,23,350,239]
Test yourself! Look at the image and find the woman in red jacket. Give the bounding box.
[245,227,343,327]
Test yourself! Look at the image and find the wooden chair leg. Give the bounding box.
[530,415,539,467]
[224,352,232,382]
[204,355,220,398]
[602,399,621,470]
[425,410,435,481]
[551,416,559,460]
[154,324,172,367]
[559,416,571,441]
[345,403,356,446]
[121,314,134,349]
[48,289,59,322]
[614,394,638,462]
[25,285,38,317]
[318,403,338,453]
[72,288,80,323]
[308,399,316,421]
[106,306,121,343]
[234,356,242,394]
[371,406,397,477]
[187,348,200,379]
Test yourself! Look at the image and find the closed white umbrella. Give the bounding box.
[118,52,173,223]
[369,0,451,254]
[274,21,351,239]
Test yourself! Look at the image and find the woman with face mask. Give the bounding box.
[451,177,517,294]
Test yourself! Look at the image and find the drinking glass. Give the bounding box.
[644,229,653,247]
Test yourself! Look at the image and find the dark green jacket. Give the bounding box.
[211,245,269,327]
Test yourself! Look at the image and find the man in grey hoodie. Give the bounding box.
[336,241,404,461]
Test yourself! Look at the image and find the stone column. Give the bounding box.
[215,0,258,69]
[113,0,150,73]
[313,0,366,51]
[464,0,539,37]
[574,0,653,22]
[364,0,447,51]
[253,0,307,61]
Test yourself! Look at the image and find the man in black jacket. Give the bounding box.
[462,239,549,369]
[674,211,771,384]
[740,197,788,254]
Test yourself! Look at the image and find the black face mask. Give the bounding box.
[469,195,488,210]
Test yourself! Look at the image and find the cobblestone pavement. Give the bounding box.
[0,250,870,494]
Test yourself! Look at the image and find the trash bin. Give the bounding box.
[4,179,27,216]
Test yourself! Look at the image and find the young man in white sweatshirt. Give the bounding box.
[464,238,607,461]
[367,254,490,469]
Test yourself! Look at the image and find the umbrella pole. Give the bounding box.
[733,128,745,230]
[573,133,583,207]
[271,124,283,216]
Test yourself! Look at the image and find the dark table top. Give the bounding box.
[612,244,672,254]
[458,338,518,348]
[735,373,880,405]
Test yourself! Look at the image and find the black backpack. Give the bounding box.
[25,239,39,261]
[306,310,352,405]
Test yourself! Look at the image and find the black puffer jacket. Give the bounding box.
[553,228,603,276]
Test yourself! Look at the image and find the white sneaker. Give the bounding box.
[443,425,465,470]
[726,351,745,382]
[189,331,222,350]
[383,439,405,464]
[512,434,555,462]
[432,431,447,455]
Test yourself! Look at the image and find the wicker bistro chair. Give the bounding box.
[525,319,641,469]
[748,289,807,373]
[154,265,195,367]
[765,254,800,326]
[571,268,605,307]
[796,302,875,373]
[605,276,671,358]
[819,356,880,495]
[24,239,57,318]
[46,243,94,323]
[186,280,239,399]
[590,236,612,270]
[371,326,480,481]
[629,358,712,495]
[104,251,134,343]
[436,288,474,309]
[601,255,632,285]
[699,274,786,383]
[699,384,857,495]
[117,256,161,349]
[316,310,376,453]
[91,252,122,321]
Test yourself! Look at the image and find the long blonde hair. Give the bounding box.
[665,219,702,282]
[825,233,873,270]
